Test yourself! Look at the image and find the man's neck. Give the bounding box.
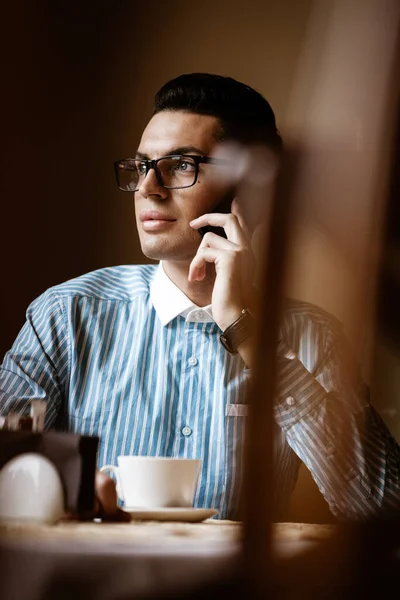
[162,260,215,307]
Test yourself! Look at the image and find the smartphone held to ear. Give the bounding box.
[198,189,235,239]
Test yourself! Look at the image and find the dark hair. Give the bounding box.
[153,73,282,150]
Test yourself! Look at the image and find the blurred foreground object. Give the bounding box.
[0,430,99,519]
[242,0,400,597]
[0,452,64,524]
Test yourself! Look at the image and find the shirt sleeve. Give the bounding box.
[0,290,70,429]
[274,323,400,520]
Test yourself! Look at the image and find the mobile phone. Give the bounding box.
[198,187,235,239]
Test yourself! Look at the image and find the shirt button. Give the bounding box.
[188,357,198,366]
[182,426,192,437]
[285,350,297,360]
[286,396,295,407]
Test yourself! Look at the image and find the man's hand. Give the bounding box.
[93,470,131,521]
[63,470,130,522]
[188,197,255,332]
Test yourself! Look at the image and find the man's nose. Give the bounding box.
[138,167,168,199]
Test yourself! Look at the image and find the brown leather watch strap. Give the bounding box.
[220,309,255,354]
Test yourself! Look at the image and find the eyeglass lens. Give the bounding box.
[117,156,197,191]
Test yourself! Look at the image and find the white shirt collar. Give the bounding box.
[150,262,214,326]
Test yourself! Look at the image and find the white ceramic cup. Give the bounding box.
[100,456,202,509]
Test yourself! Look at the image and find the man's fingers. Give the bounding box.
[94,470,131,522]
[189,247,231,282]
[95,470,118,512]
[188,248,215,282]
[189,262,207,282]
[101,506,131,522]
[188,232,240,282]
[191,212,247,246]
[198,231,238,251]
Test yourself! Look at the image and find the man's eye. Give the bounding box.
[137,162,147,175]
[176,160,195,172]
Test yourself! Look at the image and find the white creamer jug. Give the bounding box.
[0,452,65,523]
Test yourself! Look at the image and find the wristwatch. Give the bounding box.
[220,309,255,354]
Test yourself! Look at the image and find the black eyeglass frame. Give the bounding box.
[113,154,230,192]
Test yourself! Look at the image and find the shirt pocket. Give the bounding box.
[225,403,249,417]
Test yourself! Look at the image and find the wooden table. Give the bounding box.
[0,519,338,600]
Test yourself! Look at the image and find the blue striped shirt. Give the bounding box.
[1,263,399,520]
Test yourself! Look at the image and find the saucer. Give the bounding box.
[123,507,218,522]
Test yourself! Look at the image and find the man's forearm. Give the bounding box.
[275,364,400,519]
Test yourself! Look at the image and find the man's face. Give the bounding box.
[134,110,230,263]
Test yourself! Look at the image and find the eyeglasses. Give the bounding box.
[114,154,229,192]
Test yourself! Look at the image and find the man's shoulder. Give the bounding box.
[47,264,158,302]
[281,297,342,338]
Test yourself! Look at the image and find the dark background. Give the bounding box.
[1,0,313,358]
[1,2,151,354]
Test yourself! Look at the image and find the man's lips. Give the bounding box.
[139,210,176,232]
[139,210,176,222]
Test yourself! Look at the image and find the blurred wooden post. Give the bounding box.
[241,0,400,596]
[241,146,299,597]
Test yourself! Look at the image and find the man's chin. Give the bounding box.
[140,242,197,263]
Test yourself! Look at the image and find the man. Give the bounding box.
[1,73,399,522]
